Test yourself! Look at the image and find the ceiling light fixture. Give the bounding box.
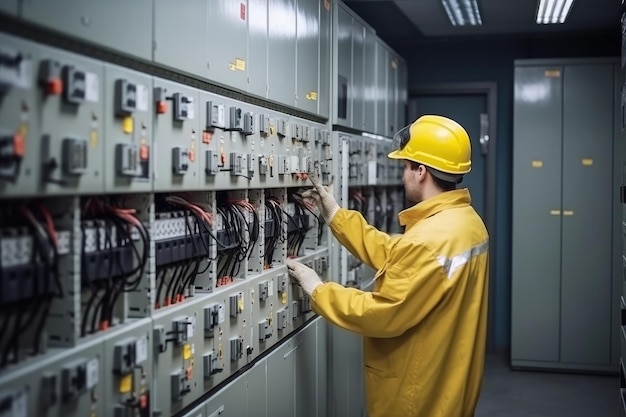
[442,0,483,26]
[536,0,575,24]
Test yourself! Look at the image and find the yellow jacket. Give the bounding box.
[311,189,489,417]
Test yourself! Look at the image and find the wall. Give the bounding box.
[395,31,620,349]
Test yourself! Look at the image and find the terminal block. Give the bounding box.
[63,65,87,104]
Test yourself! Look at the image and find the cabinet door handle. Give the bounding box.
[563,210,574,216]
[550,210,561,215]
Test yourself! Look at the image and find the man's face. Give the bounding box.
[402,160,423,204]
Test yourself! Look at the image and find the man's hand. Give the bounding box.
[302,175,340,224]
[286,260,323,295]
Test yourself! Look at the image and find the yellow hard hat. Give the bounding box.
[388,115,472,176]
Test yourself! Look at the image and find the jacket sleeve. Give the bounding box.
[329,208,401,272]
[311,240,449,338]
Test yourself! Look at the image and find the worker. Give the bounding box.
[287,115,490,417]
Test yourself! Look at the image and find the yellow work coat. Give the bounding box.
[311,188,489,417]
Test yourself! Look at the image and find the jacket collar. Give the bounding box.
[398,188,472,228]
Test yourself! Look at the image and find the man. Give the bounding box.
[287,115,490,417]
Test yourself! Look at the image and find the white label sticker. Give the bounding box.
[86,358,100,389]
[135,336,148,364]
[218,304,225,324]
[85,72,99,103]
[136,84,149,112]
[268,280,274,297]
[186,97,195,120]
[191,343,195,355]
[187,316,196,339]
[368,160,377,185]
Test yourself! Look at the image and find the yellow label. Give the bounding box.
[90,130,98,148]
[237,298,244,312]
[563,210,574,216]
[281,291,287,305]
[19,123,28,138]
[229,63,237,71]
[550,210,561,216]
[545,69,561,78]
[305,91,318,101]
[183,344,192,360]
[531,160,543,168]
[582,158,593,166]
[269,125,276,136]
[119,374,132,394]
[122,116,134,134]
[235,58,246,71]
[391,59,398,70]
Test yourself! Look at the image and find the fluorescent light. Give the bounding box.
[442,0,483,26]
[536,0,575,24]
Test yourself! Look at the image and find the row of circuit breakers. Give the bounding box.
[0,33,405,417]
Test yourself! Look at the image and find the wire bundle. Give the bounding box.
[286,193,317,258]
[0,204,63,367]
[264,197,284,269]
[216,199,260,286]
[155,195,215,309]
[80,198,149,336]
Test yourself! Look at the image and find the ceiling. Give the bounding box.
[344,0,626,45]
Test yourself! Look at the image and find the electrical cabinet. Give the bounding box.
[268,0,297,107]
[248,0,269,99]
[512,59,621,372]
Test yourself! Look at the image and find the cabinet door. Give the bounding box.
[335,5,353,125]
[561,64,614,365]
[511,65,563,363]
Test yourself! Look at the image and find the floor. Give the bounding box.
[475,355,621,417]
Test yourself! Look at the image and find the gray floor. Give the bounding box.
[475,354,622,417]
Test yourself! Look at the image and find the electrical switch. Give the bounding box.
[289,156,299,173]
[259,114,271,136]
[276,308,288,331]
[205,150,218,175]
[39,59,63,96]
[173,93,195,121]
[0,131,24,181]
[247,154,256,177]
[277,274,288,294]
[229,292,243,317]
[40,373,58,407]
[229,152,245,176]
[115,79,138,116]
[61,359,89,402]
[292,123,301,141]
[302,125,310,143]
[258,318,271,341]
[172,317,194,345]
[0,45,31,91]
[229,337,243,362]
[276,119,287,138]
[203,351,222,378]
[154,87,167,114]
[154,325,167,353]
[229,107,243,131]
[242,112,255,135]
[206,101,225,129]
[204,304,220,332]
[63,66,87,104]
[258,281,269,301]
[61,138,88,175]
[170,370,190,401]
[258,155,268,176]
[172,147,189,175]
[277,156,287,175]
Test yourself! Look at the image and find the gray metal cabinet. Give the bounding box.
[363,27,377,133]
[296,0,321,114]
[204,377,248,417]
[352,19,365,131]
[512,59,620,372]
[268,0,297,107]
[295,323,318,417]
[21,0,153,60]
[248,0,269,99]
[335,4,353,126]
[266,336,297,417]
[318,0,332,118]
[375,39,387,136]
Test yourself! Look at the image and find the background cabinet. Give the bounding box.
[511,59,621,372]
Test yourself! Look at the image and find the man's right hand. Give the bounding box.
[302,175,340,224]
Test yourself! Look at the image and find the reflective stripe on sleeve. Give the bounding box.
[436,240,489,279]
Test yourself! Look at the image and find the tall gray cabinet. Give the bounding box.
[512,58,622,372]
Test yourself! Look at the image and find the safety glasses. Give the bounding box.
[391,123,412,152]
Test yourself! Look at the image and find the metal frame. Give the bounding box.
[408,82,498,352]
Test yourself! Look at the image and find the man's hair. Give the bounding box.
[409,161,456,192]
